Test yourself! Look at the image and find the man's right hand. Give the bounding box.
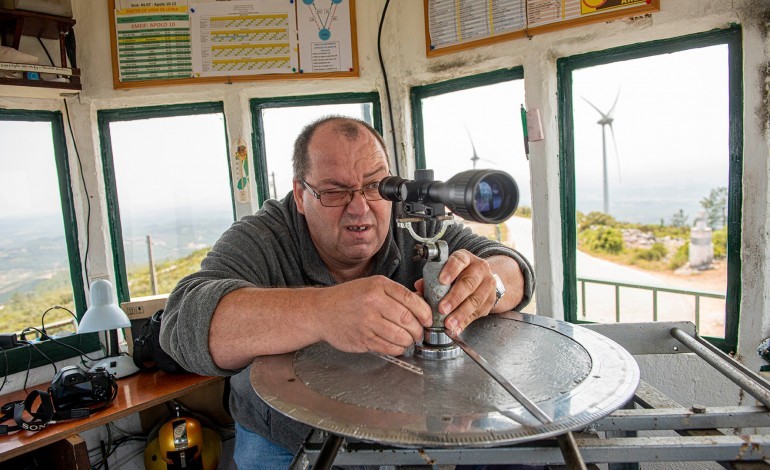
[315,275,432,356]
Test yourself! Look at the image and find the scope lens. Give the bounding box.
[474,180,503,215]
[460,171,517,223]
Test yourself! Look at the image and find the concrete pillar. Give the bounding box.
[689,211,714,270]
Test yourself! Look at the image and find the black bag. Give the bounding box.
[133,309,186,373]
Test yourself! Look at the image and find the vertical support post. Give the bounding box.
[147,235,158,295]
[695,295,701,330]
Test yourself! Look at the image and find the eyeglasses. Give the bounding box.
[302,180,384,207]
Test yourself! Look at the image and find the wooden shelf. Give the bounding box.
[0,78,80,98]
[0,8,80,98]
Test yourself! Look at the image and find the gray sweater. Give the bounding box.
[160,194,534,452]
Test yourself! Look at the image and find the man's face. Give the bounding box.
[293,122,392,277]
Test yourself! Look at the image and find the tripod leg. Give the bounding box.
[313,434,343,470]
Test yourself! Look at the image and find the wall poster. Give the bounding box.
[109,0,358,88]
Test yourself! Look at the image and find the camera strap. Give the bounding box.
[11,390,55,433]
[0,377,119,435]
[0,400,23,435]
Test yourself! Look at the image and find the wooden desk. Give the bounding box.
[0,370,221,463]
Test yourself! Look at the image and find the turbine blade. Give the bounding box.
[608,122,621,182]
[608,89,621,117]
[581,96,609,119]
[465,125,480,167]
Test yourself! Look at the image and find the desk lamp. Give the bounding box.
[77,278,140,378]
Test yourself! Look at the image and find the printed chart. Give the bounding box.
[190,0,298,77]
[114,5,193,82]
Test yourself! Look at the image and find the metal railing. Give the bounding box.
[577,276,726,330]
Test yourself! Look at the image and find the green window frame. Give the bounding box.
[410,67,525,172]
[249,92,383,207]
[0,109,98,376]
[557,26,743,352]
[97,102,234,304]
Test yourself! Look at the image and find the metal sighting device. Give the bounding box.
[379,169,519,360]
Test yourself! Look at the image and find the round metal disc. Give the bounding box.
[250,312,639,447]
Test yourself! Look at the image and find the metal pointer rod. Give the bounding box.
[445,329,553,425]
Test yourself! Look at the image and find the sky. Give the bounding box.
[0,121,61,219]
[572,44,729,224]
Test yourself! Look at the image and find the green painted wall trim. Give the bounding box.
[249,92,383,207]
[97,102,231,304]
[557,25,742,352]
[410,67,524,172]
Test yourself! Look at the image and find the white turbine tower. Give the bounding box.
[583,92,621,215]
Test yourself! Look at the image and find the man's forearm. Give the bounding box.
[209,286,326,370]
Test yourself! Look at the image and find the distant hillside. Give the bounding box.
[0,247,212,334]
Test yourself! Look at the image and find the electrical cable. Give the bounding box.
[17,337,58,393]
[377,0,400,178]
[63,98,92,282]
[90,423,147,470]
[37,37,54,66]
[38,305,98,365]
[20,325,102,362]
[40,305,77,338]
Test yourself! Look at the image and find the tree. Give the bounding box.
[700,186,727,229]
[670,209,689,228]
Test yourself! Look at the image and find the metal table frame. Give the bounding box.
[290,322,770,468]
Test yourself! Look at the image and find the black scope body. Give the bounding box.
[379,169,519,224]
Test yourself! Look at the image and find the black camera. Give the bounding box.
[49,365,117,411]
[379,169,519,224]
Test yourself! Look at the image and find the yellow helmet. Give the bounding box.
[145,416,222,470]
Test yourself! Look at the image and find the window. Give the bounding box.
[558,26,742,350]
[0,109,96,375]
[98,103,234,303]
[250,93,382,206]
[411,69,535,313]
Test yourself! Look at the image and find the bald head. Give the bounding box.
[292,116,388,181]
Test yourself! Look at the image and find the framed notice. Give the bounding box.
[425,0,660,57]
[109,0,358,89]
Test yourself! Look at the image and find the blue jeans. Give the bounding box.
[234,422,295,470]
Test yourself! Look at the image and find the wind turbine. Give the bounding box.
[583,91,621,215]
[465,126,497,169]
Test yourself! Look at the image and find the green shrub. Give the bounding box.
[713,227,727,258]
[632,242,667,262]
[578,211,618,231]
[668,242,690,269]
[579,227,624,254]
[515,206,532,218]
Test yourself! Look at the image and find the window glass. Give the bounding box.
[104,111,233,300]
[0,118,79,334]
[570,44,732,338]
[260,103,375,201]
[416,78,535,313]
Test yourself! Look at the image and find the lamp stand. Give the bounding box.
[89,329,140,378]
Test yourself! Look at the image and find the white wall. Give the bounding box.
[2,0,770,467]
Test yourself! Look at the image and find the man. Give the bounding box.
[160,116,534,468]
